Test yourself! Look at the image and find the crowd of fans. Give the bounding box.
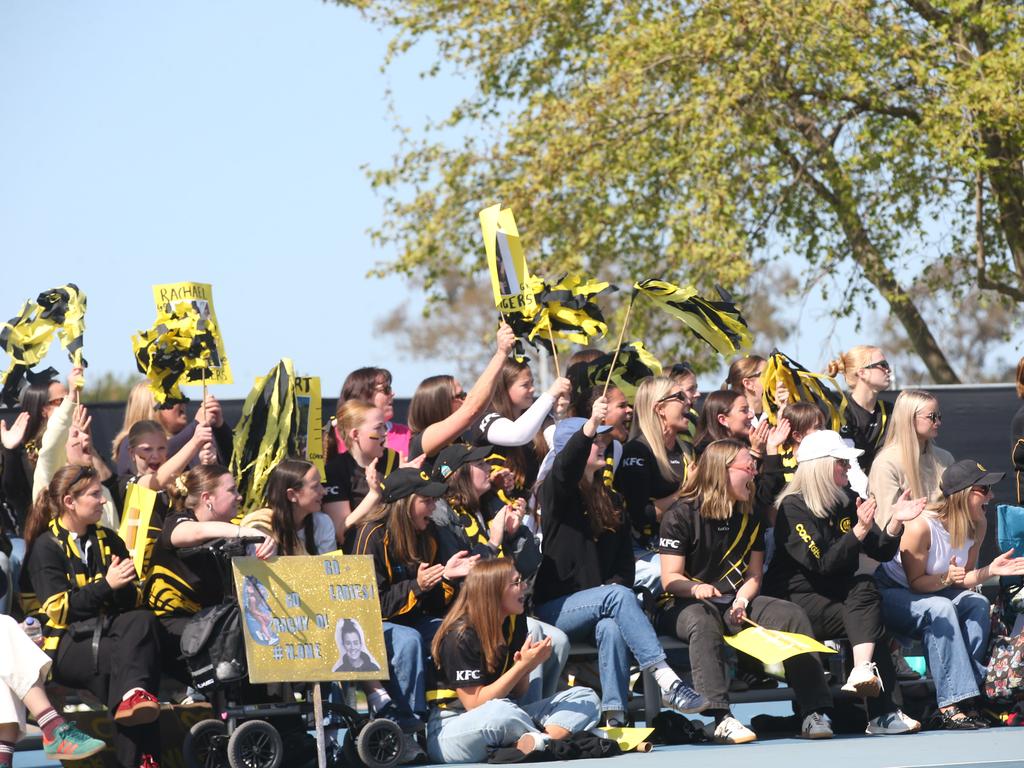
[2,332,1024,767]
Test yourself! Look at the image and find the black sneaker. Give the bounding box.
[893,650,921,681]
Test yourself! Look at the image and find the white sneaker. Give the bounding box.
[713,715,757,744]
[841,662,883,697]
[865,709,921,735]
[801,712,833,739]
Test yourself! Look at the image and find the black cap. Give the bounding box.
[379,467,448,504]
[431,443,494,482]
[940,459,1004,497]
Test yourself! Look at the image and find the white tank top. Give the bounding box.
[880,515,973,588]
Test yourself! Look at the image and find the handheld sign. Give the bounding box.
[232,554,388,684]
[479,204,538,319]
[151,281,232,385]
[295,376,325,481]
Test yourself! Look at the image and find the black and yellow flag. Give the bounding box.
[586,341,663,399]
[634,279,752,356]
[132,303,220,405]
[762,349,848,432]
[529,274,614,347]
[0,283,88,407]
[230,359,300,515]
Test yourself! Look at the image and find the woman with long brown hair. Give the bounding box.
[23,465,166,768]
[425,559,599,763]
[406,323,516,463]
[466,357,569,510]
[534,397,707,727]
[241,458,336,556]
[347,468,478,740]
[657,439,833,744]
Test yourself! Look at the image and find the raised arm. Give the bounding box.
[418,324,516,456]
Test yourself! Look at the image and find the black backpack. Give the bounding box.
[180,602,247,692]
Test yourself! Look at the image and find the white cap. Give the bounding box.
[795,430,864,463]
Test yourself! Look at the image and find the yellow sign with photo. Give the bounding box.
[295,376,325,481]
[151,281,232,384]
[232,554,388,684]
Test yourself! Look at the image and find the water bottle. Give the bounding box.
[22,616,42,642]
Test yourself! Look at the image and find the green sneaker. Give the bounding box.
[42,722,106,761]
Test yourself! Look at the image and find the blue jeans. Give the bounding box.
[632,546,662,596]
[382,618,441,729]
[524,617,569,704]
[426,687,601,764]
[876,574,990,708]
[536,584,666,712]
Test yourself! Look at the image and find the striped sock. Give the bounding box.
[0,740,15,768]
[37,706,66,741]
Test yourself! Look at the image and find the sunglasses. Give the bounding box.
[728,462,757,476]
[452,390,467,401]
[862,360,891,371]
[919,411,942,423]
[657,391,690,405]
[971,485,993,495]
[374,384,394,396]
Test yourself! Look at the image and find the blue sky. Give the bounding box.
[0,0,463,399]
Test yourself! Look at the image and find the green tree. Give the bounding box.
[341,0,1024,382]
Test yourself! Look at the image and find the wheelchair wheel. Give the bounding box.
[183,719,228,768]
[226,719,283,768]
[356,718,403,768]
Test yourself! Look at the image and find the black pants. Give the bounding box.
[658,594,832,715]
[784,576,897,718]
[54,610,163,767]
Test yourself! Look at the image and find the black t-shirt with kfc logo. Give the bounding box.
[323,449,401,508]
[658,498,764,599]
[431,614,527,708]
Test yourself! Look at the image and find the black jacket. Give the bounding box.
[534,427,633,605]
[763,489,899,601]
[347,520,454,625]
[25,519,142,657]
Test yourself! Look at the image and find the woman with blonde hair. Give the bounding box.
[725,355,768,425]
[867,389,954,528]
[615,376,693,593]
[875,460,1024,728]
[657,439,833,744]
[322,400,401,544]
[426,559,599,763]
[828,345,893,474]
[764,431,926,736]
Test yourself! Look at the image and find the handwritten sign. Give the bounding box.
[232,554,387,684]
[151,281,232,384]
[479,204,537,318]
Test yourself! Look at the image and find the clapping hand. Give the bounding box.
[891,489,927,523]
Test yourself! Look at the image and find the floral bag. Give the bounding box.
[985,593,1024,701]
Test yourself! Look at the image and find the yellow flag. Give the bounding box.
[724,625,837,666]
[598,727,655,752]
[634,279,752,355]
[762,349,848,431]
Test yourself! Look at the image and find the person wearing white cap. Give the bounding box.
[875,460,1024,729]
[763,430,927,735]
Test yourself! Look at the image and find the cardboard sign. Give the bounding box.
[151,281,232,385]
[232,554,387,684]
[118,482,158,576]
[479,204,538,318]
[295,376,325,481]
